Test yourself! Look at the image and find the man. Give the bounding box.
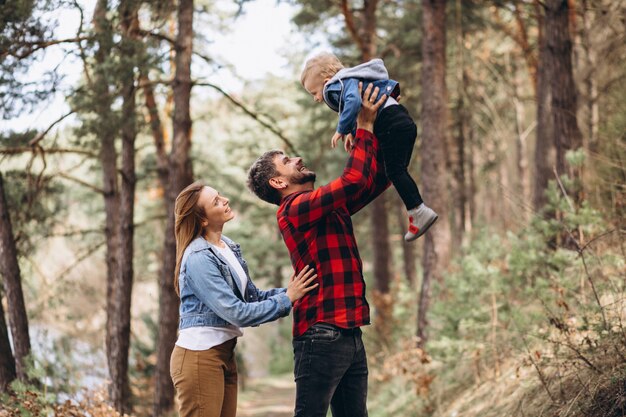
[247,84,389,417]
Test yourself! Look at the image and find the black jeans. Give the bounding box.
[293,323,368,417]
[374,104,423,210]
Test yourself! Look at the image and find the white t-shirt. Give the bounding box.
[176,241,248,351]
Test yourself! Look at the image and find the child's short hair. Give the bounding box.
[300,52,344,86]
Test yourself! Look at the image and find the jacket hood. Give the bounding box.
[326,58,389,86]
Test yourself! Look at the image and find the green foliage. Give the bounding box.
[1,167,66,255]
[0,0,60,118]
[369,171,622,416]
[0,382,56,417]
[0,383,122,417]
[289,0,339,28]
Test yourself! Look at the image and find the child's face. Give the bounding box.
[303,73,328,104]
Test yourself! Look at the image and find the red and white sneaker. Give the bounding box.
[404,204,438,242]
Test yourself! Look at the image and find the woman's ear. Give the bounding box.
[269,177,287,190]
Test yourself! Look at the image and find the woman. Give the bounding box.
[170,181,318,417]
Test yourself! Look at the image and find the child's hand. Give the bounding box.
[331,131,344,149]
[344,133,354,152]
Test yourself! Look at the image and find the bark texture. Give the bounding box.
[0,293,16,391]
[546,0,584,193]
[533,0,554,212]
[154,0,195,414]
[0,173,30,383]
[418,0,452,348]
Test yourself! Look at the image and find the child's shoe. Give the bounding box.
[404,204,438,242]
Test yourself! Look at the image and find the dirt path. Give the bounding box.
[238,374,296,417]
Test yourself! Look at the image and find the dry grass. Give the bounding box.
[434,327,626,417]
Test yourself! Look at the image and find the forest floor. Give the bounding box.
[238,374,295,417]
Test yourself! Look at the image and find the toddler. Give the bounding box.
[300,52,438,241]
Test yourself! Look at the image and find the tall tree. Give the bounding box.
[103,0,141,412]
[91,0,128,410]
[0,287,16,391]
[417,0,451,348]
[450,0,469,244]
[545,0,583,195]
[533,0,555,211]
[396,204,416,286]
[85,0,141,410]
[580,0,598,150]
[154,0,195,414]
[339,0,394,344]
[0,173,31,381]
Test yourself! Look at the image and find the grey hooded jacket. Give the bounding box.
[322,59,400,134]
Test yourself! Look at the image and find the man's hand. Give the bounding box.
[331,131,344,149]
[356,82,386,132]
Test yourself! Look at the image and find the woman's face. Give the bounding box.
[197,186,234,228]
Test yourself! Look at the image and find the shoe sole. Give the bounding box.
[405,214,439,242]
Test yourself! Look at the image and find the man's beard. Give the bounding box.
[291,170,316,185]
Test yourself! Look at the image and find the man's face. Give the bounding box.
[272,153,316,186]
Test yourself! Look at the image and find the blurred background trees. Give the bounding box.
[1,0,624,416]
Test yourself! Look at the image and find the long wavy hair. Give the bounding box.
[174,181,207,295]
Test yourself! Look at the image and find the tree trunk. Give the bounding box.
[341,0,392,345]
[106,3,139,412]
[417,0,451,348]
[154,0,195,415]
[92,0,126,409]
[363,0,392,346]
[512,61,531,221]
[546,0,584,201]
[532,1,554,212]
[142,75,170,193]
[451,0,467,246]
[371,196,392,343]
[0,291,16,391]
[396,203,415,286]
[0,173,30,382]
[580,0,598,152]
[467,126,476,230]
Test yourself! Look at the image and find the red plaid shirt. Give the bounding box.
[277,129,390,337]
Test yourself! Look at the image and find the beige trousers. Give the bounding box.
[170,338,238,417]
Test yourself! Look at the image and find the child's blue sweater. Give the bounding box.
[322,58,400,135]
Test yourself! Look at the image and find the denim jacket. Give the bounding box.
[324,78,400,135]
[178,235,292,329]
[322,58,400,135]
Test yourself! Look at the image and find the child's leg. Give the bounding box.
[375,105,438,241]
[383,125,422,210]
[374,106,423,210]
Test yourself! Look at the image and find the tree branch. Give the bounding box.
[72,0,94,87]
[137,29,218,69]
[28,111,75,146]
[56,172,106,194]
[341,0,367,55]
[53,240,106,284]
[3,36,92,60]
[193,82,299,155]
[139,74,170,189]
[138,29,176,45]
[0,147,98,158]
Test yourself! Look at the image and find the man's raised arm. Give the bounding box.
[282,84,387,231]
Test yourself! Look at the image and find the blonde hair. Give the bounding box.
[300,52,344,86]
[173,181,207,295]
